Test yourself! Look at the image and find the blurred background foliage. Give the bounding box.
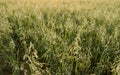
[0,0,120,75]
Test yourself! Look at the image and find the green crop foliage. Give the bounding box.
[0,0,120,75]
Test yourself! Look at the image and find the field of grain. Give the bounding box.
[0,0,120,75]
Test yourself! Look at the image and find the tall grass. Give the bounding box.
[0,0,120,75]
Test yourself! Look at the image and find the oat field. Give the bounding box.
[0,0,120,75]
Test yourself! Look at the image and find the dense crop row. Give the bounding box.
[0,0,120,75]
